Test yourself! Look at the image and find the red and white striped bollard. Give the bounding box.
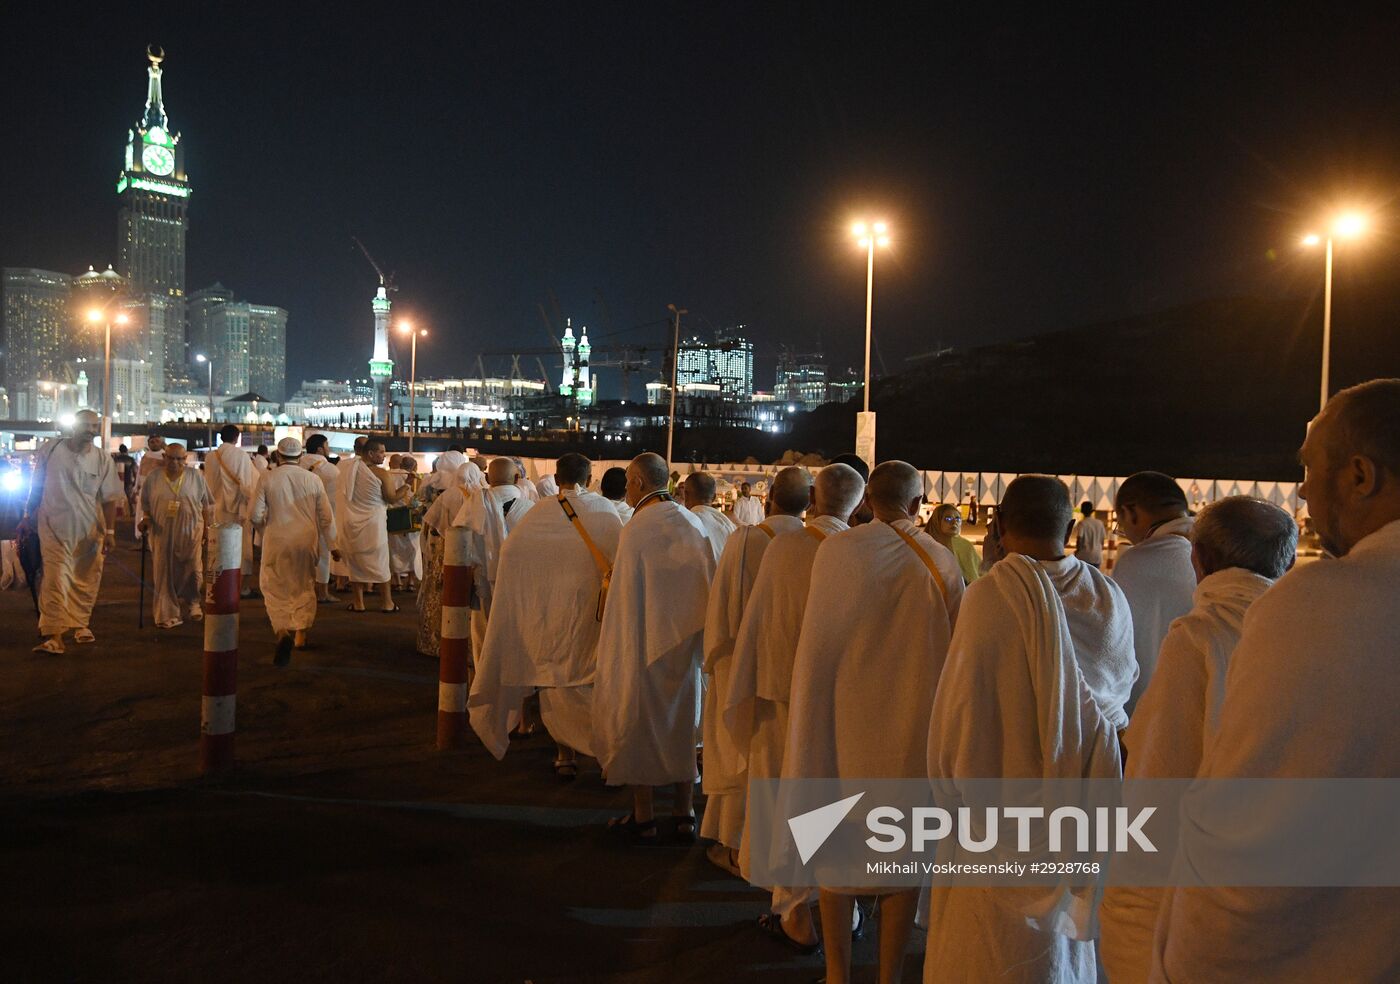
[201,523,242,774]
[437,527,473,749]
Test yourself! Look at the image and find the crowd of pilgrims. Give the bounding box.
[19,378,1400,983]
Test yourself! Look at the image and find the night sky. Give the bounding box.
[5,5,1400,398]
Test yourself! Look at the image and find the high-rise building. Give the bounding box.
[116,46,191,378]
[248,304,288,403]
[186,285,287,402]
[1,268,72,397]
[671,328,755,401]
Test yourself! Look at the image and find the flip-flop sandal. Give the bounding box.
[32,639,65,654]
[756,913,822,956]
[553,760,578,782]
[381,605,401,613]
[606,813,658,845]
[74,629,95,644]
[345,604,367,612]
[317,598,338,605]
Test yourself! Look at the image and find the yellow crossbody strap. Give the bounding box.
[892,524,950,607]
[558,494,612,621]
[757,522,777,539]
[804,525,828,543]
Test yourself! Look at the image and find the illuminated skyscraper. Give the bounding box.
[116,46,190,375]
[1,268,71,399]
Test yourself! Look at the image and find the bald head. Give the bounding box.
[487,457,519,487]
[866,461,923,522]
[770,467,813,516]
[682,471,716,508]
[814,463,865,522]
[999,475,1074,543]
[632,459,669,495]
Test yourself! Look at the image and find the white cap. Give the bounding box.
[276,437,304,458]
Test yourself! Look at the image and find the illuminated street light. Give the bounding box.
[397,320,428,451]
[852,219,891,468]
[88,308,130,449]
[1301,211,1371,412]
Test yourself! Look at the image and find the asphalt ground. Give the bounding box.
[0,531,925,983]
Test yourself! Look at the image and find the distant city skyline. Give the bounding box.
[4,9,1400,401]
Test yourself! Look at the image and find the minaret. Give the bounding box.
[576,326,593,407]
[559,319,577,396]
[369,286,394,424]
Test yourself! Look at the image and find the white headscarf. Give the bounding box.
[461,460,486,490]
[432,450,466,491]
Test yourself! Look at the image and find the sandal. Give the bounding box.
[74,628,95,644]
[606,813,658,845]
[757,912,822,956]
[381,605,401,613]
[32,638,65,654]
[553,759,578,782]
[345,603,367,612]
[671,813,698,844]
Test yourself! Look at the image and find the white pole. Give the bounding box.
[408,333,418,453]
[863,238,875,413]
[1320,236,1334,414]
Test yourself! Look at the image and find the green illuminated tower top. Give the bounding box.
[117,45,191,307]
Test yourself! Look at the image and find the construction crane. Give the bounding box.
[351,236,397,293]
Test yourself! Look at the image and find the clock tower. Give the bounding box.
[117,45,191,370]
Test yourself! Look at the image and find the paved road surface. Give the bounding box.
[0,532,924,982]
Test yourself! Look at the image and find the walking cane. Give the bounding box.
[138,531,147,629]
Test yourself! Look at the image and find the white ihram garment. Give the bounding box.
[611,499,634,524]
[784,519,963,785]
[925,554,1136,984]
[1152,520,1400,984]
[1111,515,1196,712]
[700,514,803,848]
[251,464,336,634]
[1099,566,1272,984]
[592,498,715,786]
[456,484,533,656]
[690,503,736,564]
[299,455,339,582]
[727,514,848,910]
[331,456,355,578]
[340,458,390,584]
[469,488,622,758]
[731,495,764,527]
[140,466,211,625]
[36,441,124,637]
[206,442,259,576]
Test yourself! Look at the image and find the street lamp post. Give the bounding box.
[666,304,687,468]
[1302,212,1368,414]
[87,309,129,450]
[195,353,214,448]
[397,321,427,452]
[851,220,890,469]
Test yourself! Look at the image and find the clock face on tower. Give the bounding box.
[142,144,175,176]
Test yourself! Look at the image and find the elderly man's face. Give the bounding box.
[366,444,387,466]
[73,412,100,441]
[164,446,187,474]
[1299,413,1344,556]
